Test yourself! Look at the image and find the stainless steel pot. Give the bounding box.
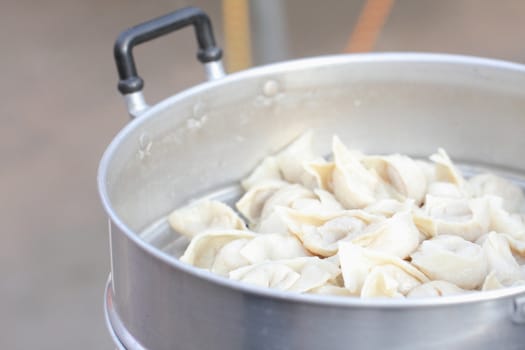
[99,7,525,350]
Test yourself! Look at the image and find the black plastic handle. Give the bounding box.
[114,7,222,94]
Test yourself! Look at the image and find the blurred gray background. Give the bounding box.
[2,0,525,348]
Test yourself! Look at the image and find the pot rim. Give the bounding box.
[98,52,525,307]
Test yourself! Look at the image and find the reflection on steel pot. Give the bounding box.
[99,6,525,350]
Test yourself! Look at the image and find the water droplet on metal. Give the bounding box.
[192,101,207,118]
[138,133,153,159]
[187,102,209,130]
[262,80,280,97]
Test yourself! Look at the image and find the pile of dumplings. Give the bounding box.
[169,132,525,298]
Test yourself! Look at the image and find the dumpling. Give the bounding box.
[487,196,525,238]
[416,159,436,185]
[482,272,525,291]
[361,265,423,298]
[239,233,311,264]
[410,235,488,289]
[427,182,464,198]
[241,131,321,190]
[407,281,468,298]
[291,188,345,215]
[281,208,377,257]
[413,196,490,241]
[469,173,525,212]
[309,284,356,296]
[256,184,316,233]
[338,242,428,294]
[481,272,505,291]
[304,160,335,191]
[499,233,525,263]
[180,230,256,274]
[429,148,465,186]
[229,257,340,293]
[274,130,321,187]
[231,262,300,290]
[363,199,415,218]
[236,180,287,224]
[169,199,247,238]
[331,136,392,209]
[350,211,420,259]
[482,232,523,286]
[212,238,254,275]
[181,230,309,276]
[362,154,427,204]
[360,268,404,298]
[314,189,345,210]
[241,156,282,190]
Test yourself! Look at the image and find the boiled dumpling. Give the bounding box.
[212,238,254,275]
[281,208,377,257]
[241,156,282,190]
[236,180,287,225]
[240,131,321,190]
[338,242,428,294]
[169,199,247,238]
[350,211,420,259]
[416,159,436,185]
[229,257,340,292]
[291,189,345,215]
[363,199,415,218]
[283,209,419,259]
[429,148,465,186]
[181,230,309,276]
[407,281,468,298]
[481,272,505,291]
[427,182,464,198]
[362,154,427,204]
[413,196,490,241]
[469,173,525,212]
[331,136,392,209]
[309,284,356,296]
[180,230,256,274]
[482,232,524,286]
[274,130,320,187]
[304,160,335,191]
[361,264,423,298]
[231,262,299,290]
[487,196,525,238]
[259,184,315,220]
[360,267,404,298]
[410,235,488,289]
[256,184,316,233]
[482,271,525,291]
[239,233,311,264]
[498,233,525,264]
[477,230,525,259]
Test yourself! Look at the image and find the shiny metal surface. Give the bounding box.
[99,53,525,350]
[512,296,525,324]
[123,61,225,118]
[204,60,226,80]
[104,276,144,350]
[124,92,149,119]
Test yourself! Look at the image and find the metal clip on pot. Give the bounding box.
[114,7,225,118]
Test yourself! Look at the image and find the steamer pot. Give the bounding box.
[99,7,525,350]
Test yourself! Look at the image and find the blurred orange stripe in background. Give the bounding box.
[222,0,253,72]
[345,0,395,53]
